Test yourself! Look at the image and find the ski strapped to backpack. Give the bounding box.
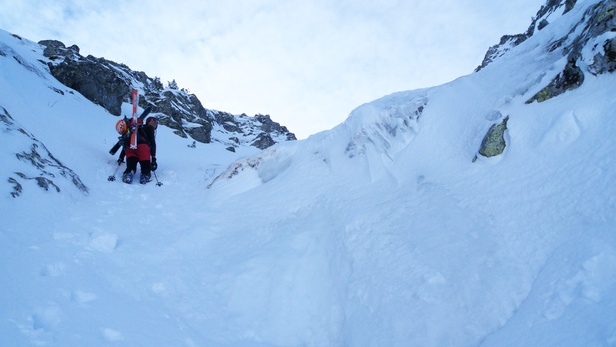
[107,105,152,182]
[129,89,139,149]
[109,106,152,155]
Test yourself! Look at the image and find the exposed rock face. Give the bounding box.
[51,58,131,116]
[152,89,213,143]
[40,41,130,116]
[477,0,615,104]
[526,54,585,103]
[1,106,88,197]
[475,32,534,72]
[209,111,296,150]
[476,0,579,72]
[601,37,616,70]
[527,0,615,103]
[587,29,616,75]
[38,40,296,149]
[251,132,276,150]
[39,40,80,60]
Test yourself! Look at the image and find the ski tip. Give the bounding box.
[139,106,153,119]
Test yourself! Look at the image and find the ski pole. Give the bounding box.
[108,161,122,181]
[153,170,163,186]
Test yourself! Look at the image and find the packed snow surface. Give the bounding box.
[1,1,616,345]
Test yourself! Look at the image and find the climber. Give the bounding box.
[120,115,158,184]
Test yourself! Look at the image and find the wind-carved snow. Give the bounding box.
[208,90,428,194]
[342,91,427,161]
[207,146,295,198]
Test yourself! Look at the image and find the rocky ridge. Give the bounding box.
[39,40,296,151]
[477,0,615,82]
[474,0,615,159]
[1,106,88,197]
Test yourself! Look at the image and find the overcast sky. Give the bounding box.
[0,0,546,138]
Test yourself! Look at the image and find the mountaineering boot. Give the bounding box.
[140,174,151,184]
[122,172,133,184]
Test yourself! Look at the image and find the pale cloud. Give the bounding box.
[0,0,545,138]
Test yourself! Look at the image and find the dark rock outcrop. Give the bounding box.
[50,58,131,116]
[476,0,582,72]
[474,115,509,161]
[526,0,615,103]
[38,40,296,150]
[251,132,276,150]
[526,54,585,103]
[476,0,615,104]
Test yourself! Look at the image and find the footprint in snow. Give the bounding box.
[71,290,98,303]
[88,233,119,253]
[31,303,64,332]
[39,262,66,277]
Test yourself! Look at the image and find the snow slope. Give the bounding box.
[2,0,616,346]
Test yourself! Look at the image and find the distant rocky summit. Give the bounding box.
[39,40,296,150]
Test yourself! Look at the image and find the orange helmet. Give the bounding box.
[115,119,128,134]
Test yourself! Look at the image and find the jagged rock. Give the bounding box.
[13,172,61,193]
[475,0,582,72]
[475,33,532,71]
[564,0,577,13]
[525,1,615,103]
[480,0,614,106]
[585,1,616,39]
[587,4,616,74]
[48,59,130,115]
[1,106,88,197]
[38,40,80,60]
[255,114,296,140]
[602,36,616,70]
[255,114,281,133]
[8,177,22,198]
[475,116,509,160]
[151,90,214,142]
[216,112,243,133]
[526,53,584,103]
[185,124,212,143]
[251,132,276,150]
[210,111,296,148]
[13,141,89,194]
[40,40,131,115]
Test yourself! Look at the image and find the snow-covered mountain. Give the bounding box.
[39,38,296,151]
[2,0,616,346]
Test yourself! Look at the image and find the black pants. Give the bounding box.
[124,157,151,176]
